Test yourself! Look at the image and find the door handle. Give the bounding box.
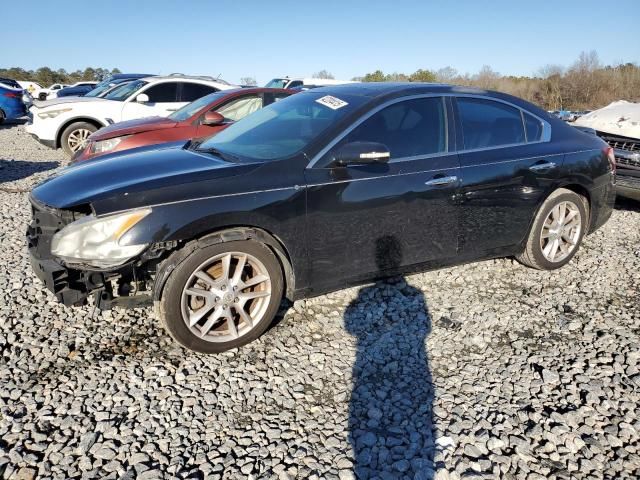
[529,162,557,172]
[166,108,178,112]
[425,175,458,186]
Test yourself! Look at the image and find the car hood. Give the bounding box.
[32,143,261,214]
[33,96,108,109]
[91,116,178,141]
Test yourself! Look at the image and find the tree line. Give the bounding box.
[3,51,638,111]
[0,66,122,87]
[351,51,640,111]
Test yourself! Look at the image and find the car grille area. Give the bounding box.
[598,131,640,170]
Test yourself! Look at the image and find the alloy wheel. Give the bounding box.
[180,252,272,342]
[67,128,92,152]
[540,200,582,263]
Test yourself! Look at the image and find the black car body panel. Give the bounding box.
[27,83,616,308]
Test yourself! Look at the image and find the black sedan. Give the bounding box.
[27,83,616,353]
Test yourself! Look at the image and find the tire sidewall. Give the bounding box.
[61,122,97,157]
[529,191,587,270]
[159,240,284,354]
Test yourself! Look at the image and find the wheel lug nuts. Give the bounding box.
[234,298,239,303]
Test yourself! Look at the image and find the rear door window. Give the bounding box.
[524,112,543,142]
[144,82,179,103]
[180,82,218,102]
[215,95,263,122]
[457,97,525,149]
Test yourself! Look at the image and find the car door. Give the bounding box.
[453,96,560,255]
[304,95,460,292]
[195,94,264,139]
[120,81,181,121]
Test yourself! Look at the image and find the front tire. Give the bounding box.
[61,121,97,157]
[0,109,5,125]
[517,188,588,270]
[157,240,284,354]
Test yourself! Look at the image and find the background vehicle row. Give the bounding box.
[26,74,234,156]
[72,87,294,161]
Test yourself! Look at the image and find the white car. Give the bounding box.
[17,81,42,95]
[26,75,235,157]
[265,77,356,89]
[34,83,70,101]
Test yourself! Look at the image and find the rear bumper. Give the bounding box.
[588,175,616,233]
[1,102,27,120]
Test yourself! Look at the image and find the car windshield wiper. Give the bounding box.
[194,145,240,162]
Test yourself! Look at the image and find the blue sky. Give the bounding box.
[3,0,639,84]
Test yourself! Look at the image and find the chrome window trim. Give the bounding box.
[307,92,552,169]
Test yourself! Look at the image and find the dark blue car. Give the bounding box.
[56,84,96,98]
[0,83,26,124]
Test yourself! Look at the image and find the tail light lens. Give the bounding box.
[604,146,616,173]
[3,91,21,98]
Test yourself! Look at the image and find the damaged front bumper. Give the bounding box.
[28,251,105,306]
[26,196,153,309]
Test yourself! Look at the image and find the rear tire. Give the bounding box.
[0,109,5,125]
[60,121,97,157]
[157,239,284,354]
[517,188,588,270]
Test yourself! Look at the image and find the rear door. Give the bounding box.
[454,96,559,254]
[120,81,180,121]
[304,95,460,292]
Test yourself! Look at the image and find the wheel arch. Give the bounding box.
[520,182,593,251]
[55,117,106,148]
[553,182,592,232]
[153,226,296,304]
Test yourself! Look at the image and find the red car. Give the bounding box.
[72,87,293,162]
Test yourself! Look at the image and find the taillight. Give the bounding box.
[604,146,616,173]
[3,91,21,98]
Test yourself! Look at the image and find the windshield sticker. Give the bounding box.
[315,95,349,110]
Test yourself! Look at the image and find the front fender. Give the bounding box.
[152,227,297,302]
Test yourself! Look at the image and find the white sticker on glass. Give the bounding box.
[315,95,349,110]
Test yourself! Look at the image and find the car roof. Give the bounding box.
[307,82,481,97]
[144,74,233,84]
[110,73,153,79]
[211,87,293,95]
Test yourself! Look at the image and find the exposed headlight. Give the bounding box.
[90,136,128,154]
[38,108,72,119]
[51,209,152,268]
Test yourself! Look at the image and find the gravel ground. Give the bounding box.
[1,122,639,480]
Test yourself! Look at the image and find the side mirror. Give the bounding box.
[136,93,149,103]
[202,111,225,126]
[334,142,391,166]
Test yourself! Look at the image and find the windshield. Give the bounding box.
[84,76,114,97]
[169,91,229,121]
[198,91,368,161]
[104,79,147,101]
[265,78,289,88]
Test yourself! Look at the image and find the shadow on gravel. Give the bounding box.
[615,196,640,212]
[345,236,435,479]
[0,159,59,185]
[0,118,27,129]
